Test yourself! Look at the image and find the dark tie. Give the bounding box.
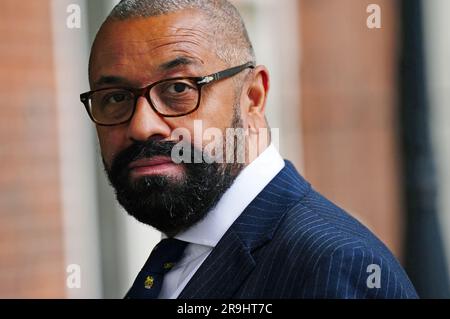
[125,238,188,299]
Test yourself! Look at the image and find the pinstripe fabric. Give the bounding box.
[178,161,418,299]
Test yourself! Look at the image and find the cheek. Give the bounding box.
[198,91,236,130]
[172,111,233,151]
[96,127,127,168]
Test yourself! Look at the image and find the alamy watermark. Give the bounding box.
[169,121,279,164]
[366,263,381,289]
[66,4,81,29]
[367,4,382,29]
[66,264,81,289]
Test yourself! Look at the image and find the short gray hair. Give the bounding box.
[107,0,256,66]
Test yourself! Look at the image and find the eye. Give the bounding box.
[165,82,195,94]
[106,92,129,104]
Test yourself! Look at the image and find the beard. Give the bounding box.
[103,113,245,237]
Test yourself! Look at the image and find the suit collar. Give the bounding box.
[178,161,311,298]
[174,144,285,247]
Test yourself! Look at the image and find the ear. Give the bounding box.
[239,65,270,133]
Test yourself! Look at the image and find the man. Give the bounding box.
[81,0,418,298]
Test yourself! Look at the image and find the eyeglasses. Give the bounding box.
[80,62,255,126]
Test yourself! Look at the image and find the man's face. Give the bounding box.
[90,10,239,171]
[89,10,246,235]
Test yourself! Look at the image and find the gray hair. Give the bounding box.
[107,0,256,66]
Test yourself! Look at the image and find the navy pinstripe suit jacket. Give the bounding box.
[178,161,418,299]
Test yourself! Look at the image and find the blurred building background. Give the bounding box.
[0,0,449,298]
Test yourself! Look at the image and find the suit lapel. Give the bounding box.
[178,161,310,299]
[177,230,255,298]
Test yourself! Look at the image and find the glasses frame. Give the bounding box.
[80,62,255,126]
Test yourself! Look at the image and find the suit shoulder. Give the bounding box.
[279,188,394,255]
[268,189,418,298]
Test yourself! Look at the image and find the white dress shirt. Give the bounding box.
[158,144,285,299]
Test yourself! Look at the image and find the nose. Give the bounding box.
[126,96,171,142]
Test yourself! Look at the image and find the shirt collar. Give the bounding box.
[174,144,285,247]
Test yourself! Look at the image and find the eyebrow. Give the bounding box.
[93,75,129,88]
[158,56,203,71]
[93,56,203,88]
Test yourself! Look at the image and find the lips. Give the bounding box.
[128,156,181,178]
[128,156,174,169]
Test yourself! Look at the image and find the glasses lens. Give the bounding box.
[150,79,199,116]
[90,89,134,125]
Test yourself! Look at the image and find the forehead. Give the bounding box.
[90,10,221,86]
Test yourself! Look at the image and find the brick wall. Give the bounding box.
[299,0,404,257]
[0,0,65,297]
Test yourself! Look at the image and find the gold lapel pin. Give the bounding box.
[144,275,154,289]
[163,262,175,270]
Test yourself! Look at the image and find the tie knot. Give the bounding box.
[144,238,188,273]
[125,238,188,299]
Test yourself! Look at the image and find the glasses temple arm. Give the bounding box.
[197,62,255,85]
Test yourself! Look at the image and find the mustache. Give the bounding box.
[107,139,207,177]
[108,140,178,175]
